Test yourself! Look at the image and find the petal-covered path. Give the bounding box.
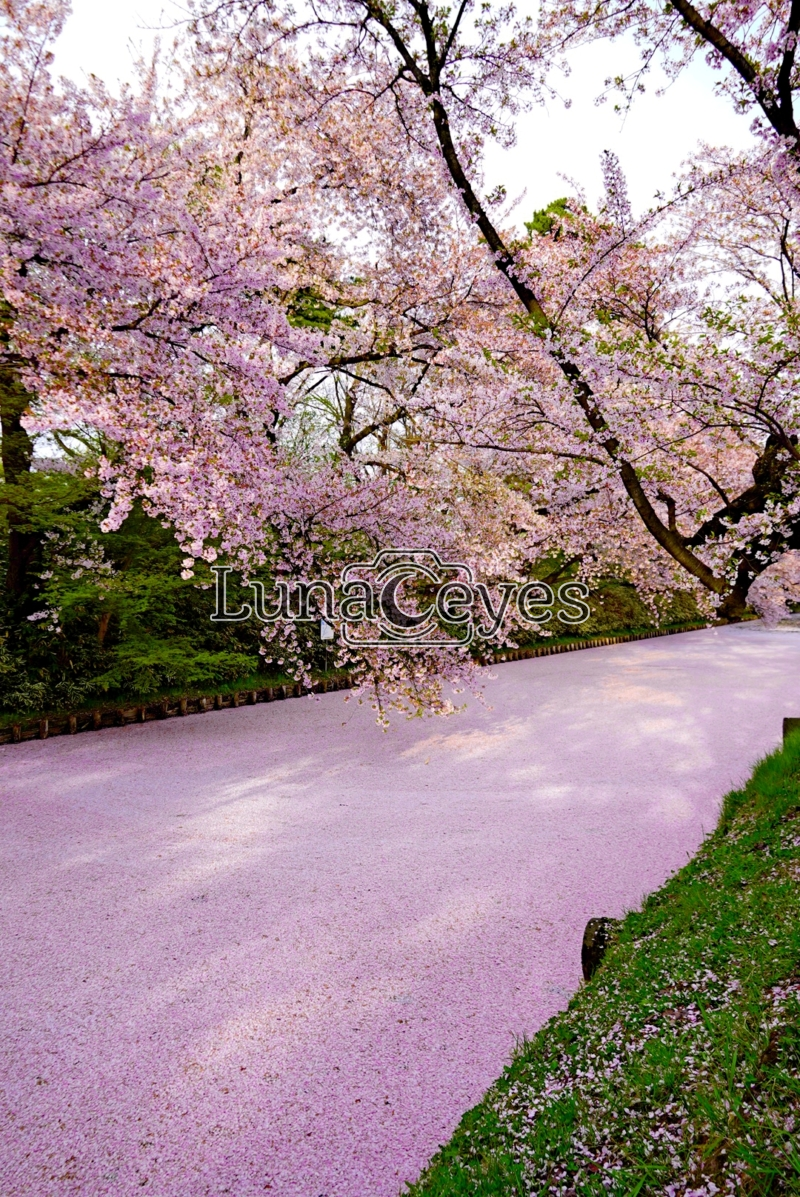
[2,625,799,1197]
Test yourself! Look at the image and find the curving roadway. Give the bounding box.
[1,624,799,1196]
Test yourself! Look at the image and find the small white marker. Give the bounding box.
[320,620,334,641]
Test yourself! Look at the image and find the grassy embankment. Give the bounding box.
[0,666,341,731]
[408,735,800,1196]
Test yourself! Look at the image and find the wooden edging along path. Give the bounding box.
[0,621,709,748]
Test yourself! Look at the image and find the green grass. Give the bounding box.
[408,736,800,1196]
[0,662,350,729]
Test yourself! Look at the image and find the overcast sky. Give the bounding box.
[53,0,757,217]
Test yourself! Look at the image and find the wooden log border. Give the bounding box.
[0,622,709,747]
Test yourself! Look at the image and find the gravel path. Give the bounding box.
[1,624,799,1197]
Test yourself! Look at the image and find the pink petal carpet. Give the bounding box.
[1,625,799,1196]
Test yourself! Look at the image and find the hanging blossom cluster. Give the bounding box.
[0,0,552,713]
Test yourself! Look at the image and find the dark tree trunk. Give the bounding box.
[0,363,38,599]
[716,568,753,622]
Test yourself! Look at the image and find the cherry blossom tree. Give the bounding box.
[194,0,800,619]
[547,0,800,149]
[1,0,547,715]
[8,0,800,723]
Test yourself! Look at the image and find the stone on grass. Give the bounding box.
[581,917,618,981]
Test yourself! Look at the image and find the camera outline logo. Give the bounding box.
[340,548,476,648]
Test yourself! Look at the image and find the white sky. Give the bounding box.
[53,0,757,217]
